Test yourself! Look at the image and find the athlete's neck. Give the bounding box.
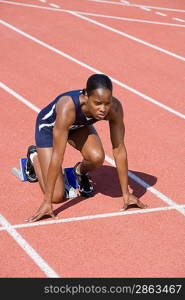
[79,94,92,118]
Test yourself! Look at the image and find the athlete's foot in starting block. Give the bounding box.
[63,167,80,198]
[73,162,94,197]
[11,158,80,199]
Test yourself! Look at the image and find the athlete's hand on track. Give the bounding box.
[121,193,147,211]
[26,200,55,222]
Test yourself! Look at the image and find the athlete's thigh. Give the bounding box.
[68,125,105,158]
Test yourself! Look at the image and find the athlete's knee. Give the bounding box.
[52,190,65,204]
[89,150,105,167]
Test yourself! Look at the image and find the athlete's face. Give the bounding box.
[87,88,112,120]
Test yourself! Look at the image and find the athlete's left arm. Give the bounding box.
[109,99,129,197]
[109,99,147,210]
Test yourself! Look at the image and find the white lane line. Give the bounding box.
[1,82,185,216]
[74,12,185,27]
[105,155,185,215]
[1,23,185,121]
[1,1,185,28]
[1,28,185,122]
[173,17,185,23]
[139,6,151,12]
[120,1,130,4]
[89,0,185,13]
[0,21,185,120]
[49,3,60,9]
[0,214,60,277]
[39,0,47,3]
[0,205,185,231]
[69,12,185,62]
[0,82,40,113]
[155,12,167,17]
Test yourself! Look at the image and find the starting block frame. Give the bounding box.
[11,158,27,181]
[11,158,79,198]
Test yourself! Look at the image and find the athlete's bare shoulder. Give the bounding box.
[56,95,75,111]
[55,95,76,126]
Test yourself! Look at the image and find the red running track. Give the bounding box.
[0,0,185,278]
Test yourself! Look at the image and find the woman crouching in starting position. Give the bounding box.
[25,73,147,222]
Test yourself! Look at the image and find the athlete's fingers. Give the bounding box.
[27,213,46,222]
[26,215,40,222]
[26,207,55,222]
[120,199,147,211]
[120,202,128,211]
[32,213,47,222]
[49,211,56,219]
[25,213,40,222]
[28,211,56,222]
[26,212,45,222]
[137,200,148,209]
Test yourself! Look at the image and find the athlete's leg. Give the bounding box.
[68,125,105,174]
[32,154,45,193]
[33,147,65,203]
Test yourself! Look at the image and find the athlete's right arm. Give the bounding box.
[44,97,76,203]
[26,96,76,222]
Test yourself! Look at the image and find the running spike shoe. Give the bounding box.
[73,162,94,197]
[24,145,38,183]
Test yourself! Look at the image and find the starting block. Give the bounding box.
[11,158,27,182]
[11,158,79,198]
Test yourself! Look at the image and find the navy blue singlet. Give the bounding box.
[35,90,100,147]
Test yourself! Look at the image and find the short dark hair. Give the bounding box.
[83,74,112,96]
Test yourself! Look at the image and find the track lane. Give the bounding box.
[1,13,184,205]
[0,87,161,278]
[1,4,184,113]
[16,210,185,277]
[86,15,185,56]
[119,0,185,10]
[0,231,49,277]
[1,0,185,278]
[2,0,185,27]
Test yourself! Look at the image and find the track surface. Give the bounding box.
[0,0,185,278]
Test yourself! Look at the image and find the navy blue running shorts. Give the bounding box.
[35,115,53,148]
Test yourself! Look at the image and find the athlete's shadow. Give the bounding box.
[91,165,157,198]
[54,165,157,216]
